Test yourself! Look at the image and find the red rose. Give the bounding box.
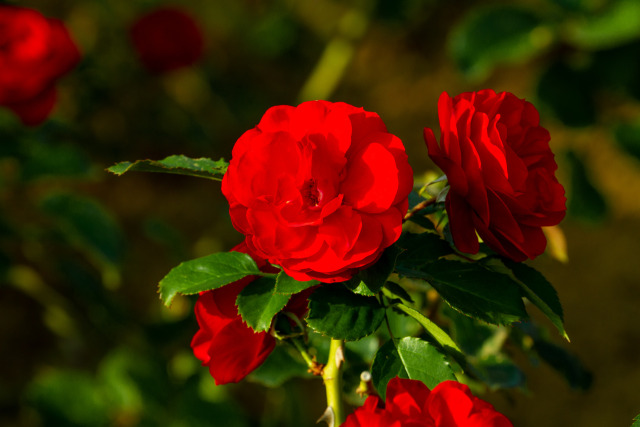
[424,90,566,261]
[0,6,80,126]
[191,242,312,385]
[221,101,413,282]
[343,377,513,427]
[130,7,204,74]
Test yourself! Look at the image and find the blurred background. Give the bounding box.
[1,0,640,425]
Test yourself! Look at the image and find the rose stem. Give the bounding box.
[323,338,345,426]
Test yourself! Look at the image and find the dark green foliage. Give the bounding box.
[158,251,261,306]
[108,155,228,181]
[237,277,292,332]
[371,338,457,400]
[306,284,386,341]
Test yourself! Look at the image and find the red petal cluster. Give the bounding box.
[130,7,204,74]
[343,377,513,427]
[424,90,566,261]
[191,242,312,385]
[222,101,413,282]
[0,6,80,126]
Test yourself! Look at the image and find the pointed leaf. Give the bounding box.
[158,252,261,306]
[392,302,463,358]
[274,271,319,295]
[108,155,228,181]
[502,259,568,340]
[396,259,528,325]
[371,338,457,400]
[383,281,413,304]
[396,232,454,267]
[306,284,385,341]
[237,277,292,332]
[357,245,403,295]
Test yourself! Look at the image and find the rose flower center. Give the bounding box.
[301,178,320,207]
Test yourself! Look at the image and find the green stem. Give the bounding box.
[323,339,345,426]
[291,338,315,370]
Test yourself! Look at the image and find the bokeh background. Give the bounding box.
[1,0,640,425]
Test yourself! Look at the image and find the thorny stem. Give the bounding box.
[322,339,345,426]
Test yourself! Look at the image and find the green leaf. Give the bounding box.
[471,358,526,389]
[383,281,414,304]
[565,0,640,50]
[249,346,312,387]
[274,271,319,295]
[158,252,262,306]
[40,193,124,267]
[396,232,453,267]
[566,150,607,223]
[442,304,497,356]
[107,155,228,181]
[237,277,292,332]
[396,260,528,325]
[392,302,463,358]
[633,413,640,427]
[357,245,403,295]
[306,284,385,341]
[371,338,457,400]
[449,5,551,80]
[501,259,568,340]
[344,279,377,297]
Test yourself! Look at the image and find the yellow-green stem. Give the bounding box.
[323,339,345,426]
[292,338,315,370]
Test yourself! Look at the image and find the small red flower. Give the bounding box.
[130,7,204,74]
[222,100,413,282]
[343,377,513,427]
[0,6,80,125]
[424,90,566,261]
[191,242,312,385]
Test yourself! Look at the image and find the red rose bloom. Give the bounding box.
[222,101,413,282]
[343,377,513,427]
[424,90,566,261]
[0,6,80,126]
[130,7,204,74]
[191,242,312,385]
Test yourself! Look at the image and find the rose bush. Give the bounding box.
[0,5,80,126]
[191,242,313,385]
[343,377,513,427]
[222,100,413,282]
[130,7,204,74]
[424,90,566,261]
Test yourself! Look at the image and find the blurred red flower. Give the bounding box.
[343,377,513,426]
[0,6,80,126]
[424,90,566,261]
[130,7,204,73]
[222,101,413,282]
[191,242,312,385]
